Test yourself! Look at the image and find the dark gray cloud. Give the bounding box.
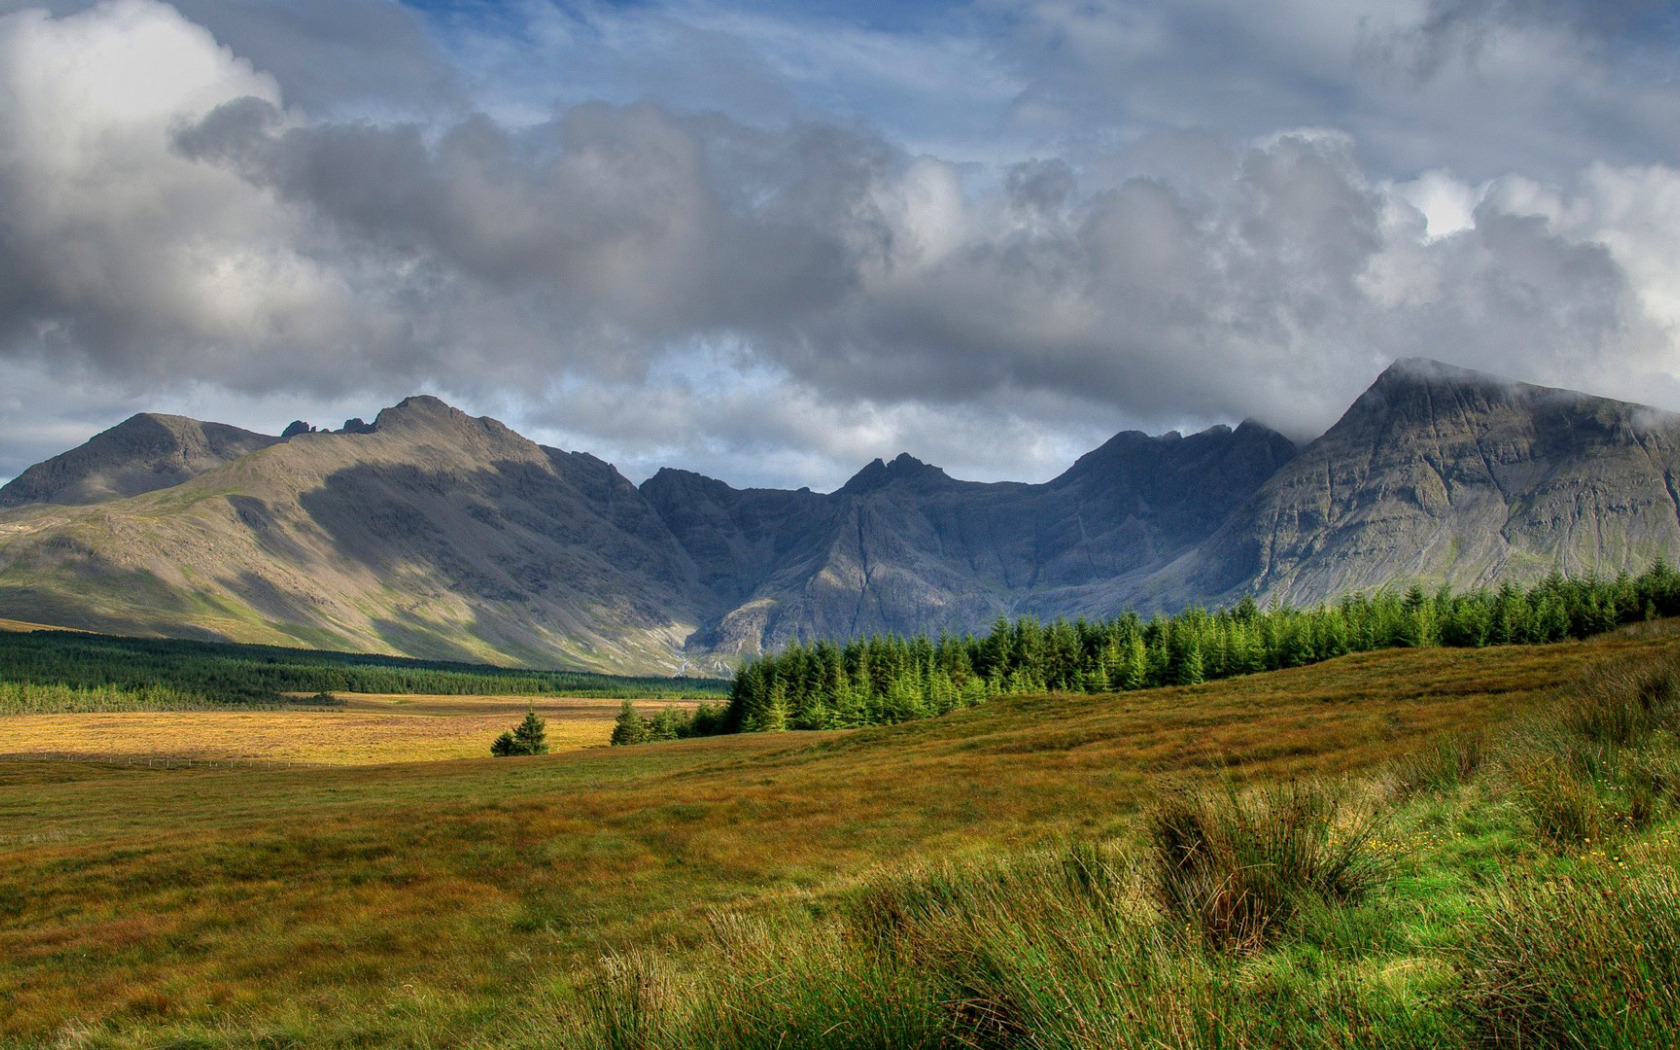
[1,0,1678,492]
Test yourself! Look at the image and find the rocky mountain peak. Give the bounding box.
[836,452,950,496]
[0,412,278,508]
[1357,356,1529,409]
[363,395,531,452]
[372,394,465,430]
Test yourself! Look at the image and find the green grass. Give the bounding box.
[2,632,1679,1045]
[552,641,1680,1049]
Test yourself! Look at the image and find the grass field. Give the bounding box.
[2,632,1678,1045]
[0,695,702,765]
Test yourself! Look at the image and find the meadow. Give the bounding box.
[4,630,1679,1046]
[0,694,704,766]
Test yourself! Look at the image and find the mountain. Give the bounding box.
[1168,358,1680,606]
[643,423,1297,653]
[1,360,1677,672]
[0,397,711,672]
[0,413,278,508]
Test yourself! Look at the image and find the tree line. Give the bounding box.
[0,631,731,710]
[608,564,1680,744]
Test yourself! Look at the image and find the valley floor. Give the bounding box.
[0,695,700,766]
[2,632,1677,1045]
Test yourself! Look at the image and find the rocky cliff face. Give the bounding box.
[1177,358,1680,606]
[642,423,1297,655]
[1,361,1676,672]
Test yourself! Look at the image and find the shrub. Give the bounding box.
[1147,779,1384,952]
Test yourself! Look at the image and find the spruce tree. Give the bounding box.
[514,710,548,754]
[649,706,681,741]
[1118,634,1148,691]
[762,680,789,732]
[492,709,549,755]
[1176,641,1205,686]
[610,700,649,746]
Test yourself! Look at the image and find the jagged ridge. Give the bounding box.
[1,359,1676,671]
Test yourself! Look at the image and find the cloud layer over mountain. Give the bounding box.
[2,0,1679,489]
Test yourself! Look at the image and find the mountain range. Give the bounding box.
[2,358,1677,674]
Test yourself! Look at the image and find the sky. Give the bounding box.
[1,0,1679,491]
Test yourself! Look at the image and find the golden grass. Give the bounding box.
[0,635,1668,1041]
[0,696,699,765]
[0,617,85,633]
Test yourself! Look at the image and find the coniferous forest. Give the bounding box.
[0,631,730,713]
[628,565,1680,743]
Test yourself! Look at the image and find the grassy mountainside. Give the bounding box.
[5,362,1680,672]
[3,630,1676,1045]
[0,397,713,673]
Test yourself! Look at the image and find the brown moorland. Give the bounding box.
[0,695,702,766]
[1,633,1670,1043]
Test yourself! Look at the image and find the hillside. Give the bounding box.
[1174,357,1680,606]
[0,397,714,673]
[0,413,278,508]
[2,631,1677,1044]
[1,359,1678,670]
[643,420,1295,651]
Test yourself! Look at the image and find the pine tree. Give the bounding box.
[513,710,548,754]
[493,709,549,755]
[649,706,681,741]
[610,700,649,746]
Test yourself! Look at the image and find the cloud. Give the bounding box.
[0,0,1678,491]
[1002,0,1680,183]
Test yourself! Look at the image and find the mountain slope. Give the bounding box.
[2,361,1678,670]
[644,422,1297,653]
[1174,358,1680,606]
[0,397,711,672]
[0,413,279,508]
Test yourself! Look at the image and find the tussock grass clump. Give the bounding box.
[1462,867,1680,1048]
[1508,653,1680,848]
[1559,655,1680,746]
[1510,756,1618,847]
[562,910,954,1049]
[846,840,1140,949]
[1386,732,1488,799]
[557,843,1164,1049]
[1147,780,1386,952]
